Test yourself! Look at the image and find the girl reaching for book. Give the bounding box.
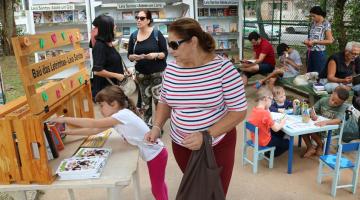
[50,85,168,200]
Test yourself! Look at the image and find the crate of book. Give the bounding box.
[56,148,111,180]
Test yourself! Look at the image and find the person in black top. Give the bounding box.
[319,41,360,93]
[128,10,168,125]
[90,15,124,99]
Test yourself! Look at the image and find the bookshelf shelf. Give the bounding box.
[198,16,238,20]
[196,0,240,64]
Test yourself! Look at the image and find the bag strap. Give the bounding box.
[201,132,218,169]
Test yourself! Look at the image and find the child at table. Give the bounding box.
[51,86,168,200]
[248,87,289,157]
[269,86,293,113]
[302,86,349,158]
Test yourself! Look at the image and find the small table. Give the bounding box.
[271,112,339,174]
[0,133,140,200]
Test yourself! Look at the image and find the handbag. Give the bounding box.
[106,60,137,97]
[175,132,225,200]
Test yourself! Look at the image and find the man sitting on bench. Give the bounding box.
[255,43,303,89]
[240,31,276,85]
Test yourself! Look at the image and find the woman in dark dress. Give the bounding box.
[90,15,124,99]
[128,10,168,125]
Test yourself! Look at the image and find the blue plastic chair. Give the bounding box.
[242,121,275,173]
[317,113,360,197]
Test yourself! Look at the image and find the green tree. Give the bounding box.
[0,0,16,56]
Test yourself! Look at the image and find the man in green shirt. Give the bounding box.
[302,86,349,158]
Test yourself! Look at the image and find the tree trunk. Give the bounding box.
[0,0,16,56]
[332,0,347,50]
[255,0,269,40]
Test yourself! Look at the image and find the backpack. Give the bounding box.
[130,29,159,44]
[342,106,360,143]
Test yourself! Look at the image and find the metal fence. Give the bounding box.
[242,0,314,65]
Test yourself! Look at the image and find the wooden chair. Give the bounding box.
[242,121,275,174]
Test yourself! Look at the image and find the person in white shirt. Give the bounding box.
[51,86,168,200]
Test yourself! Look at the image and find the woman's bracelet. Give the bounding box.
[152,125,161,132]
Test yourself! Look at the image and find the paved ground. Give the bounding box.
[18,85,360,200]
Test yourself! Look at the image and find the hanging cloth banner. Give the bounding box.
[117,3,166,9]
[31,4,75,11]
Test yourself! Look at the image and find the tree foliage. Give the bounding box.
[0,0,16,56]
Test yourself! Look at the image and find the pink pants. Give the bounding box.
[147,148,168,200]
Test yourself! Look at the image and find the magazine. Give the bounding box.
[80,128,112,148]
[73,148,112,159]
[228,39,238,49]
[205,25,213,33]
[217,40,229,49]
[158,24,168,35]
[151,11,159,19]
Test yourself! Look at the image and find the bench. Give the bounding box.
[277,77,328,105]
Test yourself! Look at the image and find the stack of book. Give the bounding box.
[56,148,112,180]
[313,83,327,95]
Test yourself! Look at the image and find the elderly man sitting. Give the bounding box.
[319,41,360,93]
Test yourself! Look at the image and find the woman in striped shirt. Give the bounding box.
[145,18,247,196]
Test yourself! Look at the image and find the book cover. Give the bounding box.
[43,123,59,158]
[63,11,74,22]
[53,11,65,23]
[42,132,54,160]
[49,124,65,150]
[159,24,168,35]
[203,8,209,16]
[80,128,112,148]
[217,8,224,17]
[123,27,130,36]
[210,8,217,16]
[228,39,238,49]
[33,12,43,24]
[213,24,222,33]
[38,52,46,61]
[230,23,237,32]
[159,10,166,19]
[43,11,53,23]
[78,9,87,22]
[74,148,112,159]
[56,157,106,176]
[217,39,229,49]
[151,11,159,19]
[206,25,213,33]
[122,11,133,20]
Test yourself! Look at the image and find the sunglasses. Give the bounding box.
[168,39,189,50]
[135,16,147,21]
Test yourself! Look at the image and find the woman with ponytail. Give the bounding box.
[51,85,168,200]
[145,18,247,196]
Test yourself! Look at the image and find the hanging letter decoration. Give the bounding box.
[61,32,66,40]
[39,38,45,48]
[69,34,74,43]
[51,33,57,44]
[56,89,61,98]
[41,91,49,102]
[78,76,83,84]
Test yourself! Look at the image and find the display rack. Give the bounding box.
[0,28,94,184]
[26,0,101,74]
[95,0,192,67]
[195,0,240,65]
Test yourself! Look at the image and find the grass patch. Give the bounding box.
[0,56,24,102]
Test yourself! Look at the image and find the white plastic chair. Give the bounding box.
[242,121,275,174]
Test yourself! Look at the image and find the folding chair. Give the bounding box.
[242,121,275,174]
[317,113,360,197]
